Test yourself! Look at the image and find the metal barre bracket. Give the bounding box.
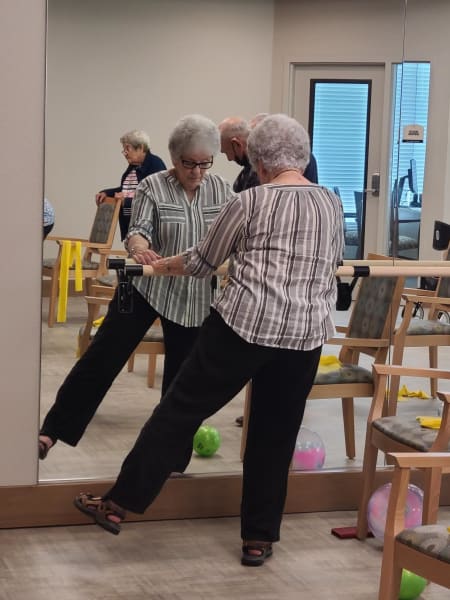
[107,258,144,314]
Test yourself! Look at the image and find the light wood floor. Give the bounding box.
[1,510,449,599]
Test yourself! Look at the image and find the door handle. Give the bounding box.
[364,173,380,197]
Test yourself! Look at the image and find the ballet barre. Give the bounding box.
[107,257,450,281]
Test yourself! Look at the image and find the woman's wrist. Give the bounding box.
[129,245,148,257]
[127,234,149,257]
[153,255,186,276]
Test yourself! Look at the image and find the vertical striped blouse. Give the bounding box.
[126,170,235,327]
[184,184,345,350]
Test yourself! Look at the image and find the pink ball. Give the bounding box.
[292,428,326,470]
[367,483,424,540]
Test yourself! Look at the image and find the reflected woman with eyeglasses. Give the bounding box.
[39,115,235,464]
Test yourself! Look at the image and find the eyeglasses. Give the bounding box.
[122,144,134,155]
[181,158,213,170]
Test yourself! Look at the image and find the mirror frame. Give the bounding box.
[4,0,450,529]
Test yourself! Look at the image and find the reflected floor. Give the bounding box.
[40,297,447,481]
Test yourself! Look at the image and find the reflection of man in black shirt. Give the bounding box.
[219,115,318,193]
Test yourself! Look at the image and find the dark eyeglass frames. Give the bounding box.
[181,158,213,170]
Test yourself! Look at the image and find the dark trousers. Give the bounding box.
[40,287,200,468]
[105,309,321,542]
[43,223,54,239]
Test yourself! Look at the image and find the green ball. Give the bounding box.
[399,569,427,600]
[193,425,221,457]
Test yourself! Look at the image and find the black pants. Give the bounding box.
[105,309,321,542]
[40,287,200,470]
[43,223,54,239]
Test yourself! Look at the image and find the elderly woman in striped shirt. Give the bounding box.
[39,115,235,465]
[73,114,345,566]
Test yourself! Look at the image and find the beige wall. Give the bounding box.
[45,0,274,252]
[271,0,450,258]
[0,0,46,485]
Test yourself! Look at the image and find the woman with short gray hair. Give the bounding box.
[119,129,151,151]
[247,113,310,174]
[39,115,235,472]
[168,114,220,161]
[72,114,344,568]
[96,129,166,240]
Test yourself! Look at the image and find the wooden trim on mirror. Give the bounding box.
[1,470,448,529]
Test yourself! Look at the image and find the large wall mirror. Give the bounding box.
[39,0,449,500]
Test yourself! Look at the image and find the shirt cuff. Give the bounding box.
[183,248,216,277]
[125,228,152,249]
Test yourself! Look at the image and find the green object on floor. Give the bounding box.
[399,569,427,600]
[193,425,221,457]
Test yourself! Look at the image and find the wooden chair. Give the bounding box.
[78,283,165,388]
[378,451,450,600]
[241,257,405,460]
[356,364,450,541]
[43,197,121,327]
[389,246,450,404]
[333,187,363,259]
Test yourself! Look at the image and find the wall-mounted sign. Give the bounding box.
[402,124,424,143]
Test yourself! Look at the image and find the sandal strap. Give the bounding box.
[242,542,272,555]
[79,493,126,520]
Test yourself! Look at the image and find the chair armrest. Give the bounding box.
[373,363,450,380]
[335,325,348,334]
[47,236,90,244]
[99,248,128,256]
[388,452,450,470]
[326,337,390,348]
[436,391,450,405]
[402,293,450,306]
[402,287,436,297]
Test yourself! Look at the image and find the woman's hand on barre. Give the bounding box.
[130,248,162,265]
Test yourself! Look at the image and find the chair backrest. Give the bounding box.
[347,254,405,346]
[88,198,121,245]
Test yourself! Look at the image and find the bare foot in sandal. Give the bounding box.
[74,492,126,535]
[241,541,273,566]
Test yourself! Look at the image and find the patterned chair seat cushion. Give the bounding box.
[397,524,450,564]
[43,257,99,270]
[406,318,450,335]
[314,364,372,385]
[372,417,450,451]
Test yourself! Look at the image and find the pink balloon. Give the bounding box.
[292,428,326,470]
[367,483,424,540]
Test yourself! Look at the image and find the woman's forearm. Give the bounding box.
[152,254,187,276]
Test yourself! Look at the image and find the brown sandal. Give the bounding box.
[73,492,126,535]
[241,541,273,566]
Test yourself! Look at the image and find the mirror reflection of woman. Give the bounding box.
[72,114,344,567]
[95,130,166,240]
[39,115,235,469]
